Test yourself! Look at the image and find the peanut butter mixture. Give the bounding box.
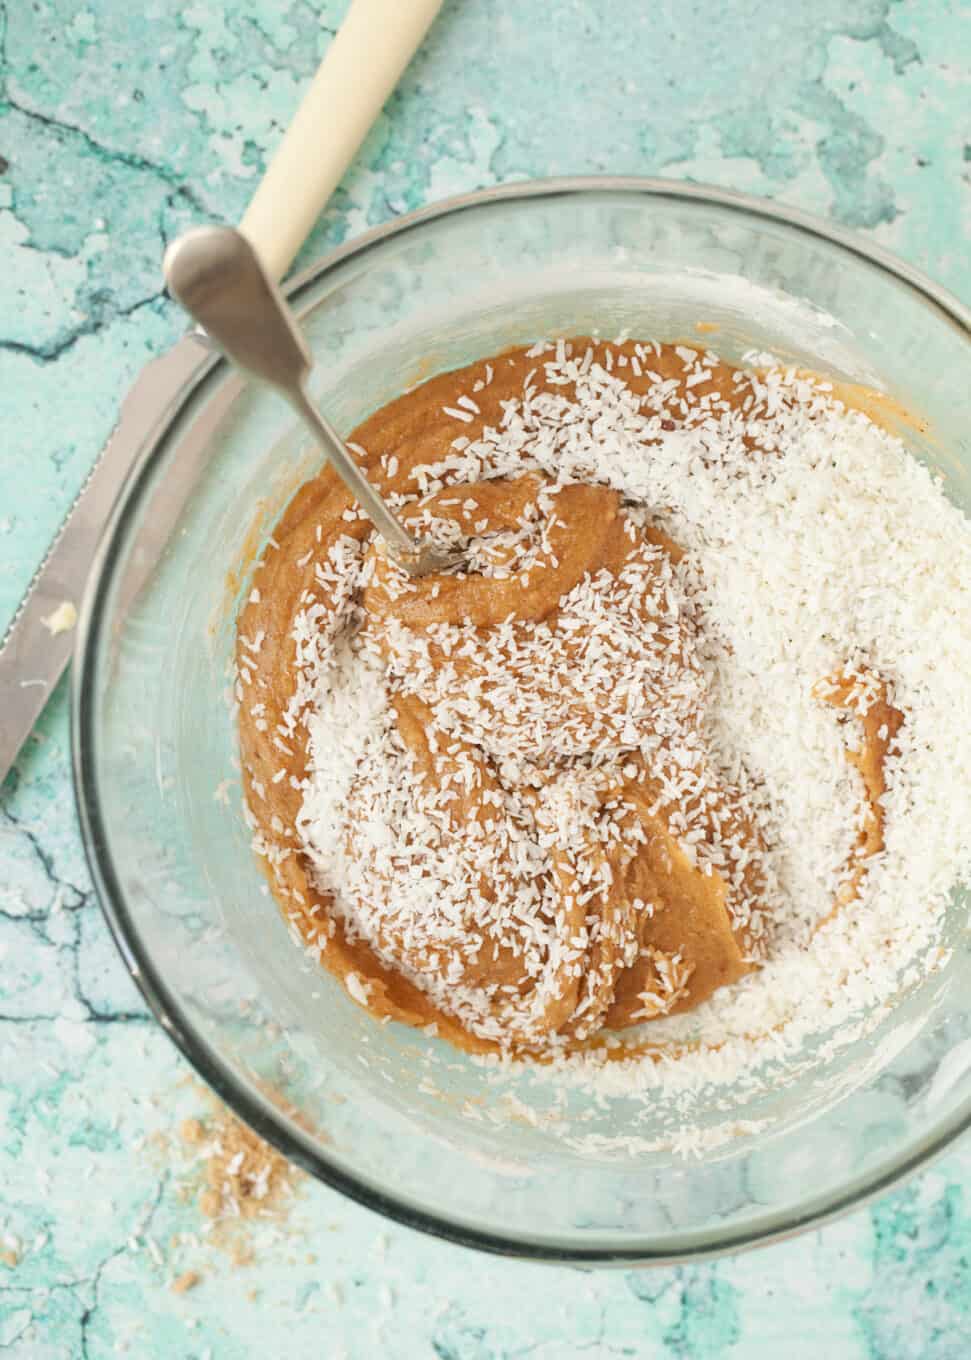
[236,340,901,1056]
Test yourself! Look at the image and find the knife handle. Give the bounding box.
[239,0,443,282]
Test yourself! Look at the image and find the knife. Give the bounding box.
[0,0,443,784]
[0,338,207,782]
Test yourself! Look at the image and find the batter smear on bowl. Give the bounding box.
[236,338,968,1066]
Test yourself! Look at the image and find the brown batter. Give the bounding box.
[815,671,904,927]
[236,340,901,1055]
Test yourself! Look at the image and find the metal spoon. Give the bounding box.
[163,225,461,577]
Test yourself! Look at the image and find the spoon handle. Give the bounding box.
[286,386,420,562]
[239,0,444,281]
[163,225,421,563]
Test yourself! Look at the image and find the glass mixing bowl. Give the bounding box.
[74,179,971,1262]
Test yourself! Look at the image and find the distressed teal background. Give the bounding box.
[1,1,970,1355]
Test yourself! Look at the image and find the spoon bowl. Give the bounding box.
[164,225,465,577]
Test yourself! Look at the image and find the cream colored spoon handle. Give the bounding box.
[240,0,443,281]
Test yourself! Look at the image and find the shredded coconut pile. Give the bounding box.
[263,339,971,1098]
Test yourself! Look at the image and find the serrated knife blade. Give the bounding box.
[0,335,207,783]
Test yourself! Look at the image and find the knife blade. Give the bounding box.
[0,335,208,784]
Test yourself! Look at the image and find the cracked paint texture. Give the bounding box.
[1,0,970,1356]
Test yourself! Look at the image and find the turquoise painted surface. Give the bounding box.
[1,1,970,1354]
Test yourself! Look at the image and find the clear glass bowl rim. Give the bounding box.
[73,176,971,1264]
